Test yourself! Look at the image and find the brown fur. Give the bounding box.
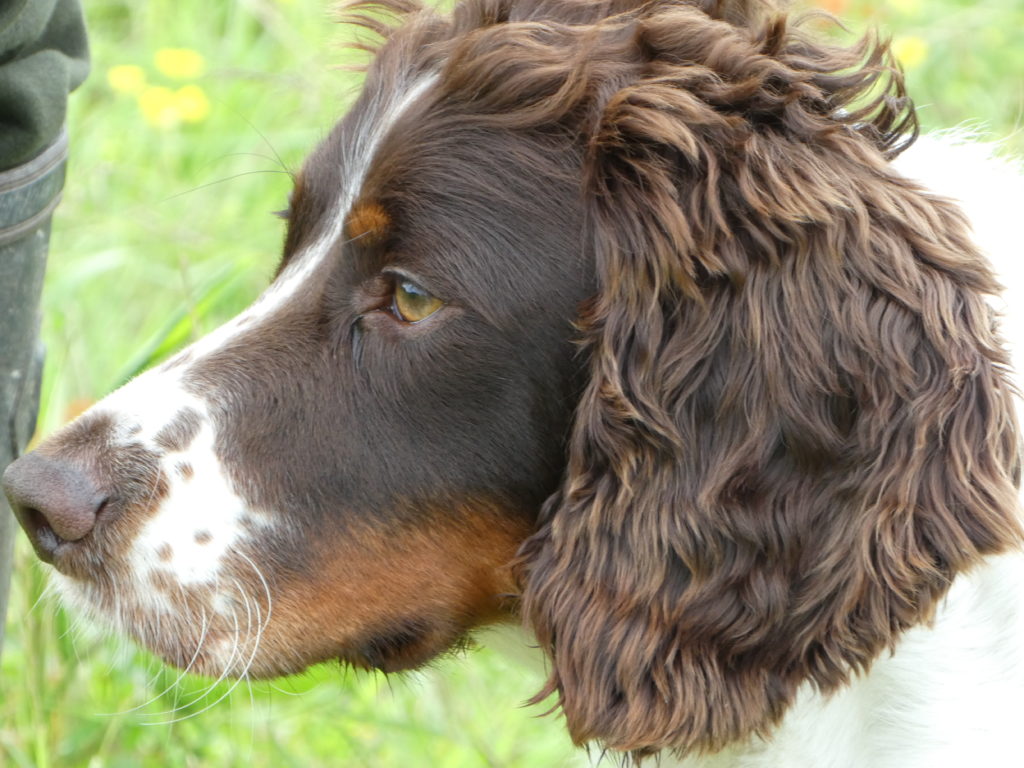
[7,0,1020,760]
[338,0,1023,756]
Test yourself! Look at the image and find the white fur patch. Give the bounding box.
[131,416,248,585]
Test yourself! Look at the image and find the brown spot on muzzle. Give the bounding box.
[153,408,203,452]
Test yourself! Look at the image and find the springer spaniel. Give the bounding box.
[4,0,1024,765]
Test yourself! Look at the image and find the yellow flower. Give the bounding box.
[137,84,211,128]
[154,47,207,80]
[138,85,180,129]
[892,35,929,70]
[106,64,146,95]
[174,85,211,124]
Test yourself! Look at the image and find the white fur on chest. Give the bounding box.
[670,553,1024,768]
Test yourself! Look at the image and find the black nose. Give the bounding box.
[2,452,107,563]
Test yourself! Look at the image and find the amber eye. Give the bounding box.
[392,279,444,323]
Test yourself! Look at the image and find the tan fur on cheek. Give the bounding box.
[251,500,531,675]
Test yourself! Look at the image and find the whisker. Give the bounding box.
[143,598,243,721]
[99,606,211,716]
[153,582,257,723]
[26,574,55,617]
[264,680,306,697]
[227,109,292,176]
[161,170,292,204]
[236,550,273,632]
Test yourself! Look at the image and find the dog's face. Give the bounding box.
[5,0,1023,758]
[5,56,591,676]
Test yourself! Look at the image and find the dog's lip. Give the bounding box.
[22,520,91,576]
[46,543,104,581]
[24,514,118,580]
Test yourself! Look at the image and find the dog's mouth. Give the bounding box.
[350,618,473,674]
[58,587,470,682]
[49,530,491,681]
[52,550,284,679]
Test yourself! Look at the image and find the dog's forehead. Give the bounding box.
[278,80,590,325]
[275,76,436,269]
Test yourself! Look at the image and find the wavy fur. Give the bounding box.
[334,0,1022,756]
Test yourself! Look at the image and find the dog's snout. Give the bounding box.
[2,452,108,562]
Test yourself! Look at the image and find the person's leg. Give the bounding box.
[0,0,89,654]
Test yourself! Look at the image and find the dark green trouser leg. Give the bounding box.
[0,132,67,655]
[0,0,89,655]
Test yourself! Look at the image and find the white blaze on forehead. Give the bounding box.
[73,73,440,596]
[167,72,440,366]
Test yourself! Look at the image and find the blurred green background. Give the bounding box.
[2,0,1021,766]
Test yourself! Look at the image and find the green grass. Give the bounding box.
[2,0,1022,766]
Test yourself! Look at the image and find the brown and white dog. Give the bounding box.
[4,1,1024,765]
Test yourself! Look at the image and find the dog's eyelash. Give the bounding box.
[274,189,296,221]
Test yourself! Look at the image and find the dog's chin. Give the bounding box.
[51,572,269,678]
[52,572,467,680]
[347,621,473,674]
[146,622,466,680]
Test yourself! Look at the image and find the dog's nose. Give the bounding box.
[2,452,107,563]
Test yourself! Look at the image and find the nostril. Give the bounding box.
[24,507,66,557]
[2,452,106,559]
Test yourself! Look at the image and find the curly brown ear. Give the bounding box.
[517,2,1022,758]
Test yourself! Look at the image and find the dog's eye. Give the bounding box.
[392,279,443,323]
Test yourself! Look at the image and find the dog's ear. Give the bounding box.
[517,5,1022,757]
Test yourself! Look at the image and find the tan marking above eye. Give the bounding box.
[393,279,444,323]
[345,201,391,244]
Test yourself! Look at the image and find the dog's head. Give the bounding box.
[4,0,1021,758]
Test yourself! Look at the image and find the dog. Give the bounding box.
[4,0,1024,765]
